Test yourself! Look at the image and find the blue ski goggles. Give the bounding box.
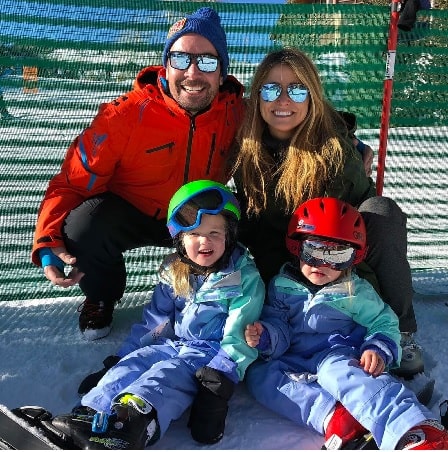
[167,187,240,238]
[167,51,220,73]
[260,83,309,103]
[300,239,356,271]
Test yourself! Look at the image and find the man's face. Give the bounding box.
[165,34,223,115]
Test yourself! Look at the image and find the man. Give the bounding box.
[31,7,245,341]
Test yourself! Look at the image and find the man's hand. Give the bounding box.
[43,246,84,288]
[245,322,264,348]
[360,350,385,376]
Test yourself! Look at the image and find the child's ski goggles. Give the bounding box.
[259,83,309,103]
[167,51,220,73]
[167,187,240,238]
[300,239,356,271]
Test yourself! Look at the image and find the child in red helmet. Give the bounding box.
[244,197,448,450]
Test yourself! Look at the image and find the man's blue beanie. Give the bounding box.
[162,7,229,79]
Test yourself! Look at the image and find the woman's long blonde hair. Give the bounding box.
[233,47,349,216]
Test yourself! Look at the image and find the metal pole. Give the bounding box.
[376,0,401,195]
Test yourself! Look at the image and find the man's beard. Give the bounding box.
[175,81,216,114]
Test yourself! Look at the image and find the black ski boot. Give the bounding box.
[51,394,159,449]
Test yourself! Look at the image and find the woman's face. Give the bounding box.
[259,63,310,140]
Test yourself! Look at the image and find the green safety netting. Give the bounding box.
[1,0,447,301]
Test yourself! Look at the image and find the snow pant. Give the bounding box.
[358,196,416,333]
[245,347,434,450]
[81,340,214,438]
[62,192,172,303]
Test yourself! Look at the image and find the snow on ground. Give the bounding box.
[1,273,447,449]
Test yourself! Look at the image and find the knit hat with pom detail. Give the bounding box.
[162,7,229,79]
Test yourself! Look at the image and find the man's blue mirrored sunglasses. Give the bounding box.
[168,51,219,73]
[260,83,309,103]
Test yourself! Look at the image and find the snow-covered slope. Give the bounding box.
[1,276,447,449]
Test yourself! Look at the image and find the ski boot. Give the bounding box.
[9,406,77,449]
[393,333,424,378]
[322,402,373,450]
[51,394,159,449]
[391,333,435,406]
[397,420,448,449]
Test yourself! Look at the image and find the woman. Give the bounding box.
[232,47,421,379]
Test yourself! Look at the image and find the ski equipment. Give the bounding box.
[286,197,367,265]
[167,180,240,238]
[0,405,75,450]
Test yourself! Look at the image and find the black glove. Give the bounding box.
[77,355,120,395]
[188,366,235,444]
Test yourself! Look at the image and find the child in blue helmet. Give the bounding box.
[51,180,265,449]
[244,197,448,450]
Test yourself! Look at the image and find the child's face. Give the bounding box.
[182,213,227,268]
[300,260,342,286]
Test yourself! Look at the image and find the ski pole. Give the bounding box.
[376,0,401,196]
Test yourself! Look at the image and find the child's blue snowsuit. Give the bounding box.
[82,244,264,437]
[245,264,434,449]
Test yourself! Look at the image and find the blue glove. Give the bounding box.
[39,248,64,272]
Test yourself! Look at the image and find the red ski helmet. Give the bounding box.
[286,197,367,265]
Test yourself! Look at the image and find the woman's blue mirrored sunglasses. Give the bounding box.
[168,51,219,73]
[260,83,309,103]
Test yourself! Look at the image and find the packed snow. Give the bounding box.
[1,271,448,449]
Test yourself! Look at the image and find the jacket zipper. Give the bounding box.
[184,117,196,183]
[145,142,175,154]
[206,133,216,174]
